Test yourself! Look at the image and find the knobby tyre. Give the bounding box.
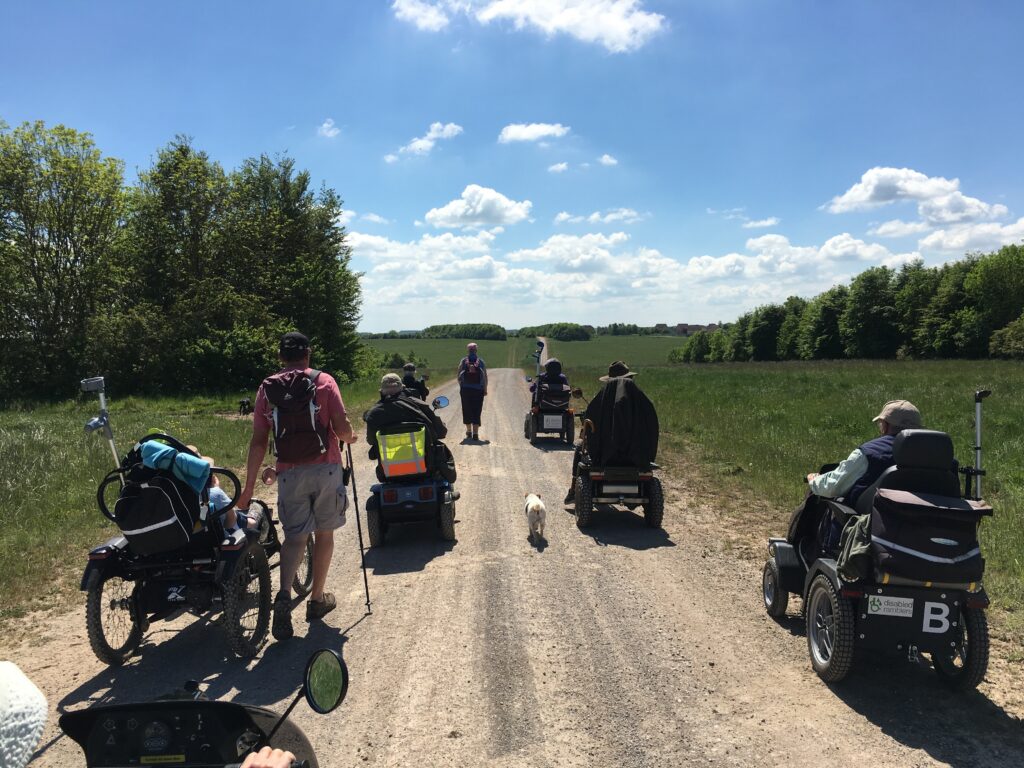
[643,477,664,528]
[806,574,855,683]
[367,500,385,547]
[762,558,789,618]
[293,536,314,597]
[439,493,456,541]
[575,475,594,529]
[223,542,272,658]
[86,573,144,666]
[933,606,989,691]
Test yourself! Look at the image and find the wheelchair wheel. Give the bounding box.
[574,475,594,529]
[367,501,385,547]
[643,477,664,528]
[439,494,456,541]
[86,573,143,666]
[762,558,789,618]
[806,574,855,683]
[223,542,271,658]
[932,606,989,691]
[293,536,314,597]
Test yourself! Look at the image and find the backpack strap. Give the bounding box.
[306,369,326,455]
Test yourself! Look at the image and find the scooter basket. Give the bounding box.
[870,489,991,583]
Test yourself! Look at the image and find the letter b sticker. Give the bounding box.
[923,602,950,633]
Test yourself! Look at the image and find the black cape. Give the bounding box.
[583,377,659,467]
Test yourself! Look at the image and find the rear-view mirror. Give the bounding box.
[303,649,349,714]
[432,395,450,409]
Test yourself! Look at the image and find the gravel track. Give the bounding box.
[7,368,1022,767]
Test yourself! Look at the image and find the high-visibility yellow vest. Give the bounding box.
[377,427,428,478]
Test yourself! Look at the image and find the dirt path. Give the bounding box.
[8,369,1023,767]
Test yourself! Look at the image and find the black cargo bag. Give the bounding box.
[112,465,203,556]
[870,489,992,583]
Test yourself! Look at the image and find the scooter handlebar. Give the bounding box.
[225,761,309,768]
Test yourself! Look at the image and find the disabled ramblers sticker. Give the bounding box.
[868,595,914,618]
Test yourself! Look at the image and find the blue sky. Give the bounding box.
[3,1,1023,331]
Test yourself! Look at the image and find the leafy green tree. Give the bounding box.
[964,244,1024,348]
[839,266,899,358]
[707,329,730,362]
[797,286,848,359]
[725,313,752,361]
[776,296,808,360]
[990,311,1024,358]
[748,304,787,361]
[892,260,941,357]
[0,121,125,398]
[913,258,977,357]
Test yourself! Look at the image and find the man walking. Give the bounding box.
[237,332,358,641]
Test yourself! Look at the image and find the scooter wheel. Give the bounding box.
[574,476,594,529]
[806,574,855,683]
[762,558,789,618]
[932,606,989,691]
[86,573,143,666]
[643,477,664,529]
[367,503,385,547]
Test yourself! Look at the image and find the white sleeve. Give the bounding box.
[809,449,868,499]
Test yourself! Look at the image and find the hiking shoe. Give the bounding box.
[306,592,337,621]
[272,592,293,641]
[465,429,472,438]
[563,489,575,505]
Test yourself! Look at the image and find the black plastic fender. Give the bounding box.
[768,538,806,595]
[80,536,130,590]
[215,531,260,584]
[804,557,840,599]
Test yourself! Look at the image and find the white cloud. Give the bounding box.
[554,207,647,225]
[475,0,666,53]
[741,217,780,229]
[508,232,629,272]
[548,162,569,173]
[425,184,532,229]
[498,122,570,143]
[392,0,450,31]
[919,217,1024,253]
[361,213,390,224]
[868,219,930,238]
[392,121,464,158]
[827,167,1007,225]
[392,0,666,52]
[317,118,340,139]
[598,153,618,166]
[336,210,357,227]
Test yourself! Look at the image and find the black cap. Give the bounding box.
[403,362,416,372]
[280,331,310,355]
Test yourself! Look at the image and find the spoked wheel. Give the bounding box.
[439,494,456,541]
[292,535,314,597]
[86,572,143,666]
[574,475,594,529]
[932,606,989,691]
[762,559,789,618]
[643,477,664,529]
[806,574,855,683]
[222,543,272,658]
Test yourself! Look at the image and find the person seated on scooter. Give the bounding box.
[564,361,659,504]
[402,362,429,400]
[530,357,569,394]
[365,373,455,483]
[790,400,923,555]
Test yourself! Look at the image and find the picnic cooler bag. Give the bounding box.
[113,465,203,556]
[870,488,992,583]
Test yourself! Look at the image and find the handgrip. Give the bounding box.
[225,761,308,768]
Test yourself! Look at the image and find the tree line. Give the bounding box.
[0,121,365,402]
[670,245,1024,363]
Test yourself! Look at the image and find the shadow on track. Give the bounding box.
[529,437,575,453]
[363,522,455,575]
[574,505,676,550]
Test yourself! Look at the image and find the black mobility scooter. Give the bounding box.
[763,394,995,690]
[364,396,459,546]
[79,377,290,666]
[524,375,574,444]
[571,385,664,530]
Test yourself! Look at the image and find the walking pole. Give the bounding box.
[346,442,372,614]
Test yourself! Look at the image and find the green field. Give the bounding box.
[367,337,534,374]
[0,381,382,622]
[537,335,683,371]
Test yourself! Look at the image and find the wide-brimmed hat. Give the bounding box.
[872,400,922,429]
[380,373,403,395]
[599,360,637,382]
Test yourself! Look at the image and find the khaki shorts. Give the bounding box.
[277,463,346,537]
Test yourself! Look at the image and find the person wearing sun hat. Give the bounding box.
[564,361,659,504]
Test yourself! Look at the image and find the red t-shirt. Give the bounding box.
[254,366,346,471]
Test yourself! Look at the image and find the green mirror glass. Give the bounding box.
[304,649,349,714]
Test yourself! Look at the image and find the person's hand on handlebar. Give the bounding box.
[806,473,818,484]
[240,746,297,768]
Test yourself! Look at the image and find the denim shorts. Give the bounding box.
[277,463,346,537]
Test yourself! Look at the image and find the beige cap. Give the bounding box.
[872,400,922,429]
[380,373,404,395]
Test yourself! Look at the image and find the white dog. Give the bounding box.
[524,493,546,543]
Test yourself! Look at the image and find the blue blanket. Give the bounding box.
[141,442,211,495]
